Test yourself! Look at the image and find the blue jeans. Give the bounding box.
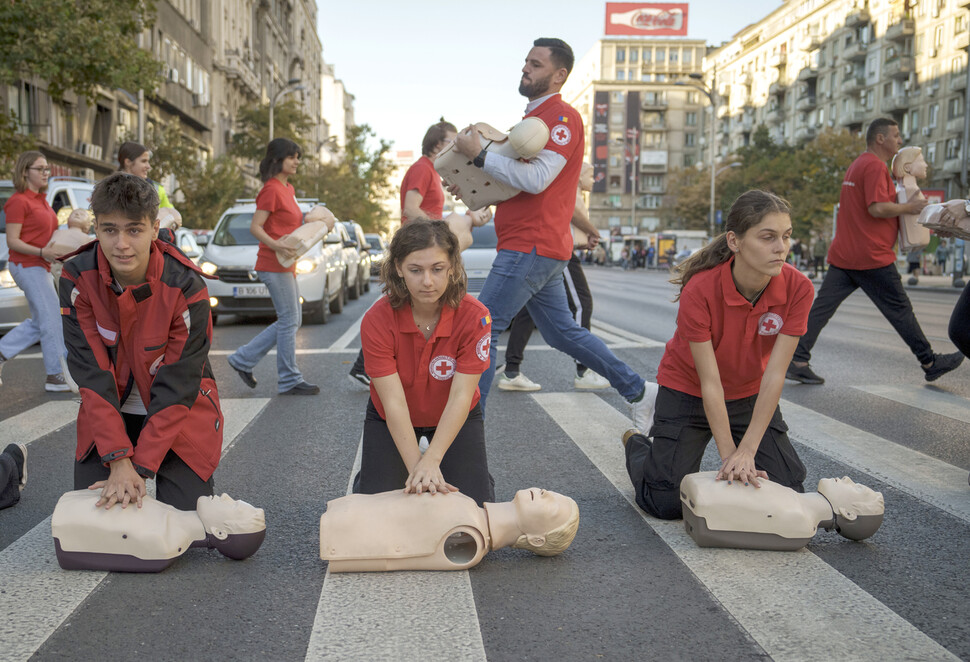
[0,263,66,375]
[477,248,644,409]
[228,270,304,392]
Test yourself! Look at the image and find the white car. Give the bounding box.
[199,200,347,324]
[462,221,498,295]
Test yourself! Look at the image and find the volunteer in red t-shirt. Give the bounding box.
[227,138,319,396]
[356,220,494,505]
[0,151,74,393]
[400,121,456,224]
[451,37,653,428]
[624,191,813,520]
[787,118,964,385]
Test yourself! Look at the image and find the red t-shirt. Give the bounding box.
[658,259,815,400]
[494,94,584,261]
[399,156,444,224]
[361,294,492,426]
[4,190,57,270]
[827,152,899,270]
[254,178,304,273]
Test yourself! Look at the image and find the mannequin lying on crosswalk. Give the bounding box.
[51,491,266,572]
[319,488,579,571]
[680,472,884,551]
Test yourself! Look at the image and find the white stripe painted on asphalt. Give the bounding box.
[220,398,270,455]
[781,399,970,524]
[209,341,653,357]
[305,437,486,662]
[534,392,958,662]
[0,401,78,448]
[591,318,667,347]
[329,314,364,351]
[0,398,264,662]
[850,384,970,425]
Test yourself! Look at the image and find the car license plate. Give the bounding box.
[234,285,268,298]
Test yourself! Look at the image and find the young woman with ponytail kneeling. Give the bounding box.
[624,190,814,520]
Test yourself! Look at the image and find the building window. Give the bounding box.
[629,48,639,63]
[617,70,626,81]
[616,48,626,63]
[945,137,961,159]
[683,49,693,65]
[957,13,968,34]
[609,177,622,190]
[641,73,652,82]
[929,103,940,127]
[612,91,625,103]
[687,91,698,104]
[684,154,696,167]
[685,132,696,146]
[934,25,944,50]
[643,49,652,64]
[926,141,937,164]
[910,109,920,130]
[656,48,665,63]
[686,111,698,126]
[948,95,963,119]
[656,74,666,82]
[669,49,679,63]
[611,110,624,125]
[609,155,620,167]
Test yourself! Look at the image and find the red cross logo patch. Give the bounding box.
[758,312,783,336]
[551,124,571,146]
[476,334,490,361]
[430,355,456,381]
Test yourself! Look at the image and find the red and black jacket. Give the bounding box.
[59,239,223,480]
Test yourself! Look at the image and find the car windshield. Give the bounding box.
[213,213,258,246]
[364,234,383,250]
[469,223,497,249]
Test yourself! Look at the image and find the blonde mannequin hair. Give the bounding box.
[511,496,580,557]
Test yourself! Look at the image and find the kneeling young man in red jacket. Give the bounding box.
[60,173,223,511]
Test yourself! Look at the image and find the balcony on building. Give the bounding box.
[946,116,966,134]
[795,93,817,111]
[768,79,788,96]
[766,106,785,124]
[218,50,261,99]
[800,34,821,52]
[794,125,816,142]
[840,109,866,127]
[884,55,915,79]
[942,157,965,174]
[845,7,871,28]
[639,183,665,194]
[955,31,970,50]
[797,66,819,82]
[769,52,788,68]
[641,97,668,110]
[639,160,668,172]
[842,40,869,62]
[841,75,866,94]
[960,0,970,8]
[886,18,915,42]
[950,73,968,93]
[737,71,752,87]
[642,117,666,130]
[879,94,908,113]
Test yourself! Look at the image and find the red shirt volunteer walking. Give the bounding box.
[826,152,899,270]
[253,177,303,273]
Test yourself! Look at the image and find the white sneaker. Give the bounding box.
[496,372,542,392]
[574,370,610,390]
[629,381,659,432]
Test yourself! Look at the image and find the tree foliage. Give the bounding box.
[0,0,161,101]
[229,98,316,163]
[0,112,36,177]
[136,119,202,184]
[178,156,248,229]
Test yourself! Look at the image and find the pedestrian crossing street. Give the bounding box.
[0,339,968,660]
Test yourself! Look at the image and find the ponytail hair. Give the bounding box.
[670,190,791,300]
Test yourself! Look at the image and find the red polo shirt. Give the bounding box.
[4,189,57,270]
[658,259,814,400]
[361,294,492,426]
[827,152,899,270]
[494,94,584,261]
[254,178,303,273]
[400,156,444,224]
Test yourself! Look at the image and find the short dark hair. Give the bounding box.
[421,120,458,158]
[259,138,302,182]
[91,172,159,223]
[534,37,574,75]
[117,141,149,171]
[380,220,466,309]
[865,118,897,145]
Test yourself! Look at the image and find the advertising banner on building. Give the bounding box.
[625,91,641,194]
[592,90,609,194]
[605,3,688,36]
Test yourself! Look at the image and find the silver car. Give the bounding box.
[462,221,498,295]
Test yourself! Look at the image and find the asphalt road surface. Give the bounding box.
[1,266,968,661]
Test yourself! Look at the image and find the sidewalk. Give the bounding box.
[804,270,967,293]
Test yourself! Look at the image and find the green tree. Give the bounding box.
[229,98,315,163]
[137,119,202,184]
[0,112,36,177]
[660,166,711,231]
[178,156,248,229]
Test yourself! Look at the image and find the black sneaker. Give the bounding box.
[3,443,27,490]
[281,381,320,395]
[786,362,825,384]
[348,368,371,387]
[922,352,965,382]
[227,357,257,388]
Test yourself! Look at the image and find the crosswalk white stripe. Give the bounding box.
[590,318,667,347]
[0,398,266,662]
[220,398,270,454]
[534,392,958,662]
[851,384,970,425]
[0,401,79,448]
[208,341,654,358]
[780,399,970,524]
[305,436,486,661]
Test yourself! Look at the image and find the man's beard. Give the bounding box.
[518,73,553,98]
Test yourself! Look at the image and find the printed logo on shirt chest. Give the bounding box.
[551,124,572,146]
[476,334,490,361]
[758,312,783,336]
[430,355,456,381]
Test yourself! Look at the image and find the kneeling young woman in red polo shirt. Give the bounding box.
[624,190,814,520]
[357,220,494,505]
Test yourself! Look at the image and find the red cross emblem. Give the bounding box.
[758,312,783,336]
[476,334,490,361]
[430,355,456,380]
[551,124,571,146]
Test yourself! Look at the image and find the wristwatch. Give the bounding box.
[473,149,487,168]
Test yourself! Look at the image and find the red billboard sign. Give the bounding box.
[605,3,688,36]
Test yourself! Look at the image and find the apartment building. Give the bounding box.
[705,0,970,197]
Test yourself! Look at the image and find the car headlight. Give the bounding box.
[200,260,218,276]
[0,268,16,289]
[295,258,318,275]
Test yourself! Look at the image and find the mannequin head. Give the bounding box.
[67,208,93,232]
[508,488,580,556]
[197,494,266,559]
[156,206,182,231]
[892,146,927,180]
[579,162,594,192]
[817,477,884,541]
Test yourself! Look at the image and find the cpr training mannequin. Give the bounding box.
[444,207,492,251]
[891,146,931,251]
[51,490,266,572]
[275,205,339,268]
[320,487,579,572]
[919,199,970,240]
[435,117,550,210]
[680,471,884,551]
[47,209,92,280]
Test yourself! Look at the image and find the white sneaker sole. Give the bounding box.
[496,381,541,392]
[45,383,72,392]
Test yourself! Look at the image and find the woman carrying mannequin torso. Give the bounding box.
[355,220,495,505]
[624,190,814,520]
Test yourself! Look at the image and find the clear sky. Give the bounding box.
[316,0,783,154]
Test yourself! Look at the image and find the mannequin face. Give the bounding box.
[579,163,594,192]
[512,488,574,537]
[396,244,453,307]
[908,153,928,179]
[728,211,792,280]
[197,493,266,536]
[817,477,884,517]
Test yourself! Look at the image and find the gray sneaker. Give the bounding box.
[45,373,72,392]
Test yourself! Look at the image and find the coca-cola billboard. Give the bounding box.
[605,3,688,36]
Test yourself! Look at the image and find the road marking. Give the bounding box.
[305,437,486,661]
[329,314,365,351]
[850,384,970,425]
[0,398,264,662]
[534,392,958,662]
[220,398,270,454]
[591,318,666,347]
[781,399,970,524]
[0,401,79,448]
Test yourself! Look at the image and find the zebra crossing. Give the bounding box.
[0,337,968,660]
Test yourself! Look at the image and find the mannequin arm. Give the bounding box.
[688,341,736,463]
[371,373,422,474]
[570,189,599,247]
[403,190,431,222]
[869,199,926,217]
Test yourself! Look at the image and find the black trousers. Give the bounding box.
[0,449,21,510]
[625,386,806,520]
[793,264,934,365]
[950,280,970,358]
[355,399,494,506]
[351,348,366,374]
[505,254,594,374]
[74,413,215,511]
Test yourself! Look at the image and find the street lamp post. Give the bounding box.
[678,69,718,239]
[269,77,305,142]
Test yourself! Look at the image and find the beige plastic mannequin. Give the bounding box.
[156,206,183,231]
[48,209,93,280]
[51,490,267,572]
[275,205,339,268]
[445,208,492,251]
[320,488,579,572]
[892,146,931,252]
[434,117,550,210]
[680,472,884,551]
[571,163,597,249]
[919,199,970,240]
